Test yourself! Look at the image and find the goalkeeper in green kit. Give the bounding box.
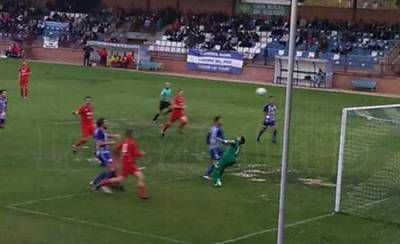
[212,136,246,187]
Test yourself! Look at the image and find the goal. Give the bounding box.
[335,104,400,223]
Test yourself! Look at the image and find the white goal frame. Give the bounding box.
[334,104,400,213]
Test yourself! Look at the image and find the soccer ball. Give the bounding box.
[256,87,267,96]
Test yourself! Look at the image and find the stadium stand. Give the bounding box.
[0,0,399,73]
[149,13,400,69]
[0,0,179,47]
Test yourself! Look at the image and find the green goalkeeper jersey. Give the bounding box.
[222,140,241,162]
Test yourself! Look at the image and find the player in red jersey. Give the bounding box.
[72,96,95,153]
[18,61,31,99]
[161,88,188,137]
[95,129,148,199]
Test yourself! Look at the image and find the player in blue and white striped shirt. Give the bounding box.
[257,96,277,143]
[90,118,120,193]
[0,89,8,129]
[203,116,225,180]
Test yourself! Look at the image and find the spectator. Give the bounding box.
[83,45,93,66]
[5,42,24,58]
[97,47,107,67]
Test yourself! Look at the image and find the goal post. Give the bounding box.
[335,104,400,220]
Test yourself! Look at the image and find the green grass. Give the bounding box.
[0,58,400,243]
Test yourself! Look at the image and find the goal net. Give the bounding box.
[335,104,400,223]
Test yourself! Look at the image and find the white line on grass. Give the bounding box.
[213,213,334,244]
[54,118,130,125]
[4,175,202,243]
[6,193,90,207]
[6,205,191,244]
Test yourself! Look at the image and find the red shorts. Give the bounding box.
[169,110,185,123]
[19,79,29,87]
[121,162,140,177]
[81,123,95,137]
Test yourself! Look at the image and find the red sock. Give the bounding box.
[74,138,87,147]
[24,88,28,97]
[20,88,24,97]
[138,185,146,197]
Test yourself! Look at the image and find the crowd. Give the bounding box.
[163,12,400,54]
[124,8,179,34]
[165,13,266,50]
[0,0,46,44]
[295,17,400,55]
[0,0,178,47]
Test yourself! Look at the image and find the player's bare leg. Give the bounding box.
[161,122,172,137]
[96,175,124,194]
[91,163,118,191]
[72,136,90,153]
[23,86,28,99]
[134,171,149,199]
[178,116,188,134]
[20,86,24,99]
[99,175,124,185]
[19,85,28,99]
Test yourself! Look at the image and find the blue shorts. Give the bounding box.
[209,148,223,161]
[0,118,5,126]
[263,119,276,127]
[97,151,112,167]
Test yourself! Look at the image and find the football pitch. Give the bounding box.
[1,58,400,244]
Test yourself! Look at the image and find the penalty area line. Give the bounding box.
[3,176,201,244]
[213,213,334,244]
[54,118,131,125]
[6,193,90,208]
[6,204,192,244]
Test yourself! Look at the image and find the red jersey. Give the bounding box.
[116,138,144,164]
[172,95,185,111]
[19,65,31,83]
[76,104,94,125]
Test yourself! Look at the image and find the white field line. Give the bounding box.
[5,174,197,209]
[6,205,191,244]
[4,176,201,244]
[54,118,130,125]
[6,193,90,208]
[213,213,335,244]
[4,176,333,244]
[2,174,206,243]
